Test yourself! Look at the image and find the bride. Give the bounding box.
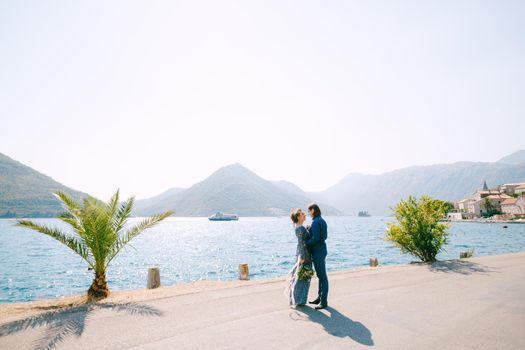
[286,208,314,307]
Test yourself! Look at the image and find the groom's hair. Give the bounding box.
[308,203,321,217]
[290,208,302,223]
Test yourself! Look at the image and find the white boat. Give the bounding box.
[208,212,239,221]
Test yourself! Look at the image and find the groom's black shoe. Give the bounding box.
[309,298,321,305]
[315,304,328,310]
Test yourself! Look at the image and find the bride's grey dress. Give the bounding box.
[287,225,313,306]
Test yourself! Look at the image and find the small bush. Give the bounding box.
[385,195,450,262]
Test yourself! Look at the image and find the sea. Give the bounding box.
[1,216,524,303]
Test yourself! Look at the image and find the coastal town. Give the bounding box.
[449,181,525,221]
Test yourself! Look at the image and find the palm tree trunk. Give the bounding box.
[87,272,109,299]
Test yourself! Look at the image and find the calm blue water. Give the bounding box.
[1,217,524,303]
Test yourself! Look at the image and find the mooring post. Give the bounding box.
[147,267,161,289]
[239,263,250,280]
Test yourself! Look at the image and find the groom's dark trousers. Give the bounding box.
[306,215,329,305]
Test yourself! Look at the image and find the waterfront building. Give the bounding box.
[472,189,501,201]
[500,183,525,195]
[456,198,474,213]
[453,181,525,219]
[515,184,525,195]
[446,212,464,220]
[501,196,525,216]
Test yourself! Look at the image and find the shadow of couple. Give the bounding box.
[0,301,162,350]
[291,305,374,346]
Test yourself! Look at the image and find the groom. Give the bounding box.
[306,203,329,309]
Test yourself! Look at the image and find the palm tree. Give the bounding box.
[17,190,173,300]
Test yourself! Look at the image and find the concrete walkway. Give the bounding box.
[1,253,525,349]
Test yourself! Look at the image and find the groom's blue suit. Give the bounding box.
[306,215,328,306]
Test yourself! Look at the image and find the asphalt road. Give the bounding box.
[1,253,524,349]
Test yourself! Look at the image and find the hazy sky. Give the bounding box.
[1,1,524,200]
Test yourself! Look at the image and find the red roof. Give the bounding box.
[487,194,504,199]
[501,198,518,205]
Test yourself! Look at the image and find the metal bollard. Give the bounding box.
[369,257,379,267]
[239,263,250,280]
[147,267,161,289]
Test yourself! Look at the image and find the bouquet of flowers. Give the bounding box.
[297,264,315,280]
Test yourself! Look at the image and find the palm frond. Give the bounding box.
[107,190,120,224]
[55,192,85,236]
[84,201,115,272]
[17,220,93,268]
[54,192,81,216]
[113,196,134,235]
[57,213,85,236]
[106,211,173,265]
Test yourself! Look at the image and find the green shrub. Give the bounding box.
[385,195,450,262]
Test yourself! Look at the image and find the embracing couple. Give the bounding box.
[286,203,329,310]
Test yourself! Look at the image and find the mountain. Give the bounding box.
[498,150,525,165]
[314,155,525,216]
[4,149,524,218]
[133,164,340,217]
[132,187,186,214]
[0,152,87,218]
[271,180,308,196]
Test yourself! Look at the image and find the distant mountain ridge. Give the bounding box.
[498,150,525,165]
[0,153,87,217]
[132,187,185,214]
[133,164,340,217]
[313,153,525,216]
[2,150,524,218]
